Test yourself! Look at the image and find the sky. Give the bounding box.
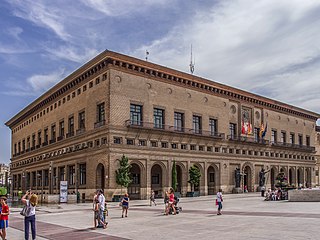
[1,0,320,164]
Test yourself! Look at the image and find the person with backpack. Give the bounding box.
[22,190,38,240]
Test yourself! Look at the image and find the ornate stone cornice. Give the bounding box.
[6,50,320,128]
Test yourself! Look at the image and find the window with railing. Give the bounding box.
[306,135,310,147]
[290,133,295,145]
[59,167,65,181]
[193,115,202,134]
[209,118,217,136]
[44,170,49,186]
[27,137,30,151]
[96,102,105,123]
[298,134,303,146]
[44,128,48,144]
[22,139,25,152]
[130,104,143,125]
[68,116,74,137]
[18,142,21,153]
[154,108,165,129]
[281,131,286,144]
[32,134,36,149]
[174,112,184,132]
[37,131,42,147]
[68,165,75,185]
[254,128,260,142]
[59,121,65,140]
[271,130,277,143]
[51,124,56,143]
[78,111,85,130]
[229,123,237,139]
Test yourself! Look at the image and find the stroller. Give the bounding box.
[169,196,182,214]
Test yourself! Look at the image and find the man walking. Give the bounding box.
[98,190,106,228]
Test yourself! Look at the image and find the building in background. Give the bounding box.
[5,50,320,200]
[0,164,10,195]
[315,126,320,186]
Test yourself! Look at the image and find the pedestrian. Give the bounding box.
[164,191,169,214]
[0,196,9,240]
[97,190,107,228]
[121,193,130,218]
[261,186,266,197]
[166,188,176,215]
[216,188,223,215]
[21,190,38,240]
[150,190,156,206]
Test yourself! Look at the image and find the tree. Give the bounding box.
[115,155,132,193]
[188,165,201,192]
[172,161,178,192]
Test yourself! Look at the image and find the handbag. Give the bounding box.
[215,199,218,206]
[20,204,31,217]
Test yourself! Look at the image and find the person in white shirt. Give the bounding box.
[216,188,223,215]
[21,190,38,240]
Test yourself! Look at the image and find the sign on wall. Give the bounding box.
[60,181,68,203]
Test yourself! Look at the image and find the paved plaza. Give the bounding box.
[7,193,320,240]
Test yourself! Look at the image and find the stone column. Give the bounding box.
[203,161,208,196]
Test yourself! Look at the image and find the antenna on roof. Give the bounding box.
[189,44,195,74]
[145,50,149,61]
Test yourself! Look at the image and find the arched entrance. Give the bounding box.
[271,168,275,189]
[207,166,216,195]
[305,168,311,188]
[176,165,182,193]
[128,163,141,200]
[96,163,105,190]
[289,169,293,185]
[297,169,302,187]
[151,164,162,197]
[243,166,252,192]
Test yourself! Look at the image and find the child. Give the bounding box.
[0,196,9,240]
[121,193,129,218]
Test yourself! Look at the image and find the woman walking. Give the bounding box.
[166,188,176,215]
[121,193,130,218]
[22,190,38,240]
[216,188,223,215]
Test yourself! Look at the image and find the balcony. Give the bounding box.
[66,132,74,138]
[76,128,86,135]
[227,135,269,145]
[271,142,315,152]
[49,138,56,144]
[42,142,48,147]
[125,120,225,140]
[94,120,106,128]
[36,144,41,149]
[57,135,64,141]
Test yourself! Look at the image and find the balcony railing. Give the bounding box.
[271,142,315,151]
[66,132,74,138]
[57,135,64,141]
[227,135,269,145]
[94,120,106,128]
[126,120,225,139]
[49,138,56,144]
[76,128,86,135]
[42,142,48,147]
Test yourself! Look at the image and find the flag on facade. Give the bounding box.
[261,122,268,138]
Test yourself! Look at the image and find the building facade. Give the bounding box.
[6,51,320,200]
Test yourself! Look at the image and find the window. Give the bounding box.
[190,145,196,150]
[32,134,36,149]
[44,170,49,186]
[37,131,42,146]
[154,108,165,129]
[161,142,168,148]
[96,103,105,123]
[193,115,202,134]
[22,139,25,152]
[89,81,93,88]
[44,128,49,144]
[229,123,237,139]
[95,77,100,85]
[18,142,21,153]
[138,140,146,146]
[209,173,215,182]
[209,118,217,136]
[171,143,177,149]
[78,111,85,130]
[290,133,295,145]
[27,137,30,150]
[132,173,140,184]
[80,164,86,185]
[127,139,134,145]
[254,128,260,142]
[207,146,212,152]
[298,134,303,146]
[83,85,87,91]
[59,167,65,182]
[199,146,204,151]
[151,175,160,184]
[14,143,17,155]
[114,137,121,144]
[130,104,143,125]
[281,131,286,144]
[306,136,310,147]
[271,130,277,143]
[68,116,74,137]
[68,165,75,185]
[51,124,56,142]
[151,141,158,147]
[181,144,187,150]
[59,121,65,139]
[174,112,184,132]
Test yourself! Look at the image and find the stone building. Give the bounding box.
[5,50,320,200]
[315,126,320,186]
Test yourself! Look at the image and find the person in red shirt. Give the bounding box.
[0,196,9,240]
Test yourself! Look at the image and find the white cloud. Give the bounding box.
[82,0,170,17]
[7,27,23,40]
[132,0,320,113]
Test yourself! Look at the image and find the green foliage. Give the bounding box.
[172,161,177,192]
[188,165,201,191]
[115,155,132,188]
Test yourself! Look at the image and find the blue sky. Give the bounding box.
[1,0,320,164]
